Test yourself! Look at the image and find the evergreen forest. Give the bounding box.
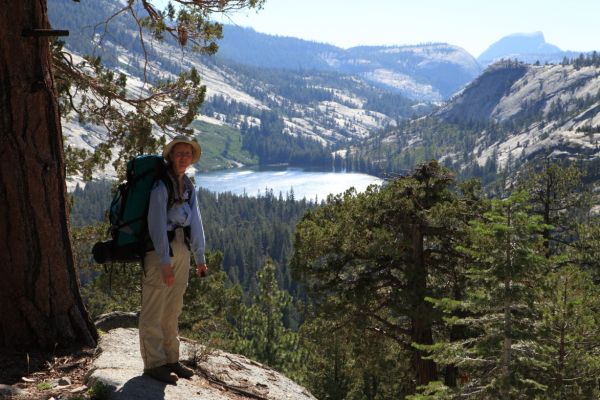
[71,157,600,399]
[11,0,595,398]
[50,2,600,397]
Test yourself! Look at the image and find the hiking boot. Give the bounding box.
[144,365,179,384]
[167,362,194,379]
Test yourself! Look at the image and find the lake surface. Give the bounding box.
[197,167,383,201]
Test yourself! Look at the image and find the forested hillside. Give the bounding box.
[353,56,600,189]
[49,0,426,183]
[216,25,481,101]
[71,159,600,398]
[71,181,314,299]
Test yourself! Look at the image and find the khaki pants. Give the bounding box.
[139,229,190,370]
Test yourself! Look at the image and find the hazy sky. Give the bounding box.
[211,0,599,57]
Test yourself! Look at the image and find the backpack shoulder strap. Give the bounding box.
[159,174,176,210]
[182,175,195,206]
[151,157,174,210]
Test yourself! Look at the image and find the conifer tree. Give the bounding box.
[531,265,600,399]
[293,161,477,388]
[301,305,414,399]
[181,251,244,349]
[300,315,353,400]
[568,221,600,281]
[517,158,588,255]
[422,192,549,398]
[233,260,303,377]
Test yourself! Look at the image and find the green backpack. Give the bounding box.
[92,155,175,264]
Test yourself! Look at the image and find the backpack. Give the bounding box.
[92,154,176,264]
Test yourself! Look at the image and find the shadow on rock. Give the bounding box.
[114,375,168,400]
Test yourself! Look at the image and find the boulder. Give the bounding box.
[95,311,139,331]
[86,328,316,400]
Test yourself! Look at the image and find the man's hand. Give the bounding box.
[161,264,175,287]
[196,263,208,278]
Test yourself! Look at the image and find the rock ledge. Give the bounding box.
[86,328,316,400]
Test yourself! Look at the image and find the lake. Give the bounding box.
[196,167,383,201]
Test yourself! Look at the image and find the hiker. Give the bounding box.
[139,135,208,384]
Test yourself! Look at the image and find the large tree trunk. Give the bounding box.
[0,1,97,349]
[409,224,438,386]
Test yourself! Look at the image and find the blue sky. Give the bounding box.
[208,0,599,57]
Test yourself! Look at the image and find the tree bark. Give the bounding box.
[410,316,438,386]
[409,224,438,386]
[0,1,97,349]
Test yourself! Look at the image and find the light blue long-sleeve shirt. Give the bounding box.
[147,175,206,266]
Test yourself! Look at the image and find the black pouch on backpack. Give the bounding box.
[92,240,143,264]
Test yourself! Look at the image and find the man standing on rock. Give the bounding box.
[139,135,208,384]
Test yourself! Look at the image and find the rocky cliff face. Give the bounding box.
[438,61,600,169]
[436,62,529,124]
[49,0,425,186]
[363,60,600,180]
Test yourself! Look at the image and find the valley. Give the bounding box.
[18,1,600,398]
[49,0,600,190]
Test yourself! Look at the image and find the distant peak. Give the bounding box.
[507,31,545,40]
[478,31,562,63]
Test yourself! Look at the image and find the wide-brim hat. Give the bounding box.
[163,135,202,164]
